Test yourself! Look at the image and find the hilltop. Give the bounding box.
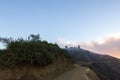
[66,46,120,80]
[0,34,120,80]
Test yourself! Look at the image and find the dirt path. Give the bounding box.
[54,65,98,80]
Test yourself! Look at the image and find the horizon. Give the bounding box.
[1,0,120,58]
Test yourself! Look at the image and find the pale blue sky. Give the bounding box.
[0,0,120,43]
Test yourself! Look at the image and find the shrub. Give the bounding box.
[0,34,62,67]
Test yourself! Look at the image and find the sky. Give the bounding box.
[0,0,120,58]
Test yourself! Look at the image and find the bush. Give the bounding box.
[0,34,62,67]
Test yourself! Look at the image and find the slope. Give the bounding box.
[66,47,120,80]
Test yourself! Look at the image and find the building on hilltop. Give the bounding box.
[65,45,81,50]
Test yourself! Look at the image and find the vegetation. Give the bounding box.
[0,34,63,67]
[66,47,120,80]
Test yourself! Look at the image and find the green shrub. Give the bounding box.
[0,34,63,67]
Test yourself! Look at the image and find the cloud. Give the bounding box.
[55,33,120,58]
[87,34,120,58]
[55,38,80,48]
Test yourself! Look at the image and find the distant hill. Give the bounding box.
[66,47,120,80]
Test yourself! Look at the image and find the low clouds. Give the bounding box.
[89,36,120,58]
[55,38,81,48]
[56,33,120,58]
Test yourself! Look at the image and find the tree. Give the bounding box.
[29,34,41,41]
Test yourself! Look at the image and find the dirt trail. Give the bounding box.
[54,64,99,80]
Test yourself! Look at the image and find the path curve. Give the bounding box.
[54,65,99,80]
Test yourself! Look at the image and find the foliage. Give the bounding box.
[0,34,63,67]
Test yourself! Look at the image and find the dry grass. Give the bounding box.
[0,56,74,80]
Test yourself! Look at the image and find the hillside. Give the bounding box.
[0,34,120,80]
[66,47,120,80]
[0,55,73,80]
[0,34,74,80]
